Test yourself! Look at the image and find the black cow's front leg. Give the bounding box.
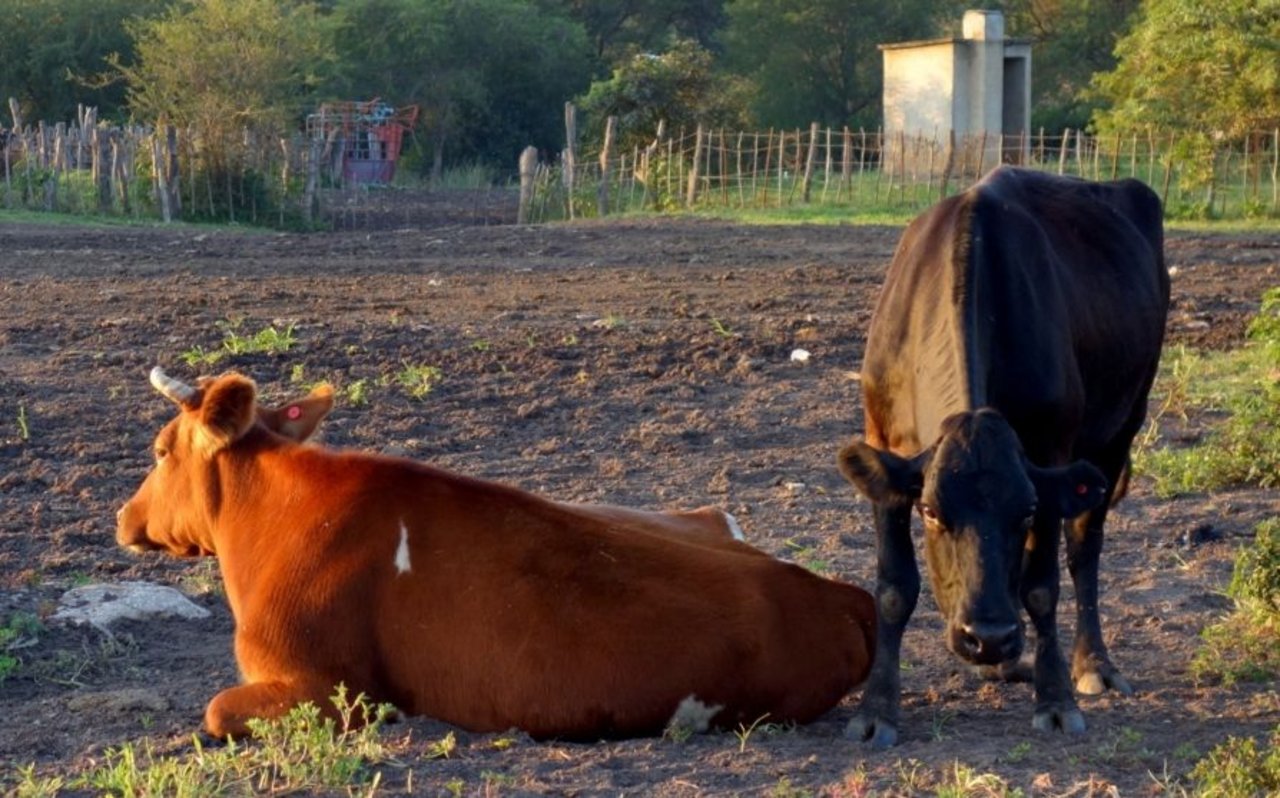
[1022,512,1085,734]
[845,502,919,748]
[1066,505,1133,696]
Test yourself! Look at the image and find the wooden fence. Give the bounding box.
[1,102,373,228]
[520,119,1280,224]
[7,103,1280,229]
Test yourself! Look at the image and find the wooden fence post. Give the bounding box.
[801,121,819,203]
[597,116,616,217]
[686,123,703,207]
[518,145,538,224]
[563,102,576,220]
[152,133,171,222]
[939,129,956,200]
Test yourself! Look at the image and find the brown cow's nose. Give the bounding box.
[955,621,1021,663]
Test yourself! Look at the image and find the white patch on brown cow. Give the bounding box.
[723,512,745,541]
[394,521,412,575]
[665,694,723,736]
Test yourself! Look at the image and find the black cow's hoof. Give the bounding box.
[845,714,898,748]
[1032,706,1086,734]
[1076,669,1134,697]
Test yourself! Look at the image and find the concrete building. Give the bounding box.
[880,10,1031,175]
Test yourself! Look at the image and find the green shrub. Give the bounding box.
[1192,519,1280,685]
[1187,725,1280,797]
[1136,288,1280,497]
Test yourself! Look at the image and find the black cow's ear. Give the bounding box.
[196,373,258,455]
[1028,460,1108,519]
[838,440,928,506]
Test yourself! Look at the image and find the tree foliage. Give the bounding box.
[721,0,963,130]
[331,0,593,172]
[576,38,752,151]
[1090,0,1280,139]
[118,0,331,163]
[0,0,166,125]
[998,0,1140,130]
[546,0,725,62]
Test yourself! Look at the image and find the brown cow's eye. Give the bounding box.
[154,447,169,462]
[918,503,938,522]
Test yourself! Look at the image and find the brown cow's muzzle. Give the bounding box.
[116,503,159,553]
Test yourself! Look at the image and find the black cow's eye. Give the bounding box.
[1022,507,1037,528]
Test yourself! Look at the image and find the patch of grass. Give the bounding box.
[344,378,371,407]
[16,404,30,441]
[384,364,443,400]
[0,612,43,683]
[1135,289,1280,497]
[1186,725,1280,797]
[1192,518,1280,685]
[181,319,299,367]
[783,538,833,576]
[933,762,1020,798]
[79,686,395,795]
[424,731,457,760]
[710,317,736,339]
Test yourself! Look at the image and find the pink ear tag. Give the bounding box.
[286,405,302,420]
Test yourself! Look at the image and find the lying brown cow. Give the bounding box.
[117,368,876,740]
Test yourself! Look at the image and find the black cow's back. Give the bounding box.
[861,166,1169,465]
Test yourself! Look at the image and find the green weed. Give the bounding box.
[1187,725,1280,797]
[710,317,735,339]
[80,686,395,796]
[16,404,30,441]
[1135,290,1280,497]
[424,731,457,760]
[1192,518,1280,685]
[385,364,443,400]
[344,378,371,407]
[181,319,299,367]
[0,612,42,683]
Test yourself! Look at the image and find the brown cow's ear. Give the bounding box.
[261,384,334,442]
[838,440,928,507]
[195,373,258,455]
[1028,460,1108,519]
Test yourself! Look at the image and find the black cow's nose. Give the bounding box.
[956,621,1021,663]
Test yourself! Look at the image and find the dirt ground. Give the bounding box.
[1,197,1278,795]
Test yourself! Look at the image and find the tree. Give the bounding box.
[722,0,960,130]
[546,0,726,62]
[576,38,752,151]
[998,0,1141,131]
[1090,0,1280,139]
[332,0,593,173]
[118,0,332,165]
[0,0,166,125]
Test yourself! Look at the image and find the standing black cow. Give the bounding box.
[839,166,1169,746]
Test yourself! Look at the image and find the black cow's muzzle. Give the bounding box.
[949,620,1023,665]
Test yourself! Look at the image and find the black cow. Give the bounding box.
[839,166,1169,747]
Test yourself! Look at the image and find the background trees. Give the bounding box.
[720,0,962,130]
[1090,0,1280,139]
[3,0,1263,176]
[0,0,166,124]
[331,0,593,174]
[117,0,331,165]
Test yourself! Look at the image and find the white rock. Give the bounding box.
[52,582,210,632]
[790,348,811,363]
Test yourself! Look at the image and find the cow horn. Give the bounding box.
[150,367,196,405]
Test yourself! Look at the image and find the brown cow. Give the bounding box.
[118,368,876,740]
